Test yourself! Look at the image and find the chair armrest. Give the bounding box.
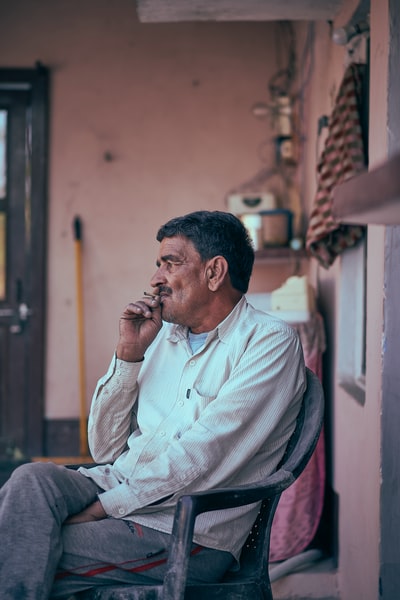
[162,469,294,600]
[177,469,294,515]
[66,463,97,470]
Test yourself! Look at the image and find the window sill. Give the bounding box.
[338,376,366,406]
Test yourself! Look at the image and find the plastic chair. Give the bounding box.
[77,367,324,600]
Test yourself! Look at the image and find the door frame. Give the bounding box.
[0,64,49,456]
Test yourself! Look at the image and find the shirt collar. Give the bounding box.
[166,296,247,344]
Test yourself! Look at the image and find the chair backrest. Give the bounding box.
[224,367,325,584]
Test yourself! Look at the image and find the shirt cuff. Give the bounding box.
[98,483,139,518]
[98,353,143,389]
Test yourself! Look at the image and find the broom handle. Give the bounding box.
[73,216,88,457]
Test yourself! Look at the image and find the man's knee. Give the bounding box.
[9,461,64,486]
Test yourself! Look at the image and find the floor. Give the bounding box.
[271,556,339,600]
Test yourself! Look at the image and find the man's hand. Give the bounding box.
[64,500,107,525]
[116,290,162,362]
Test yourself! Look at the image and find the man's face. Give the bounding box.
[150,235,210,330]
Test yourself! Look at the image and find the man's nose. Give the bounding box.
[150,266,165,288]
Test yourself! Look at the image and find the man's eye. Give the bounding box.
[163,260,182,271]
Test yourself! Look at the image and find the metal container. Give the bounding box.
[261,209,293,246]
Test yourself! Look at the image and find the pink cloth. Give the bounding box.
[269,313,326,562]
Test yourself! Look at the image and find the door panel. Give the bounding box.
[0,110,6,301]
[0,67,48,458]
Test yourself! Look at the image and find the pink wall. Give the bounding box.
[295,1,384,597]
[0,1,388,598]
[0,0,291,417]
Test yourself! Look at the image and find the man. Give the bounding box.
[0,210,305,599]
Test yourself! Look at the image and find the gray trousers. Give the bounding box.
[0,462,233,599]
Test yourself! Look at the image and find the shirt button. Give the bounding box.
[189,360,196,366]
[178,401,184,407]
[116,369,121,375]
[118,508,125,515]
[159,431,166,437]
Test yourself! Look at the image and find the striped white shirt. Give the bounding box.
[80,296,305,560]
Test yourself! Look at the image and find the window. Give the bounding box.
[338,233,367,404]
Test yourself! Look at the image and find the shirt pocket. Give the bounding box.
[174,388,217,438]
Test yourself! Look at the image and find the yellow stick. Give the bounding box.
[74,216,88,457]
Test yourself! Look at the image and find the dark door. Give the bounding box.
[0,65,48,458]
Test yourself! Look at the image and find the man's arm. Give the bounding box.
[86,293,163,462]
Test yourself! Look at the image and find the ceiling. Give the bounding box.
[135,0,344,23]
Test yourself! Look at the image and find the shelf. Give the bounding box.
[332,152,400,225]
[254,247,309,263]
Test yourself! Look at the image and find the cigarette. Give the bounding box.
[143,291,157,298]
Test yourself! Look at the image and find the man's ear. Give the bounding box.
[206,256,229,291]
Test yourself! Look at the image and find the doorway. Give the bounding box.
[0,65,49,459]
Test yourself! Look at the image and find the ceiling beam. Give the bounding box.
[136,0,343,23]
